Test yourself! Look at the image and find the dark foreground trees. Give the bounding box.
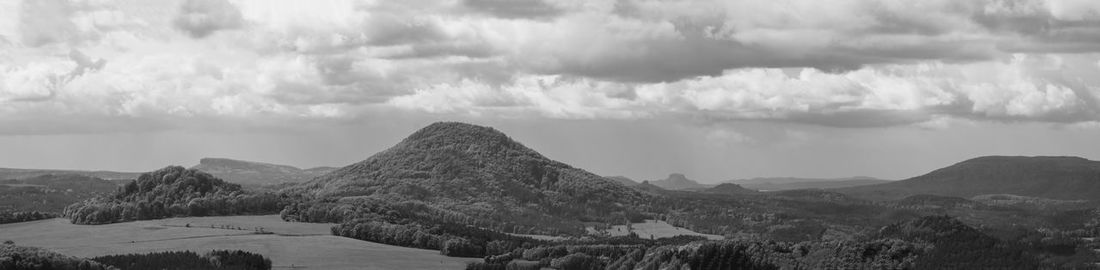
[0,211,56,224]
[92,250,271,270]
[0,243,113,270]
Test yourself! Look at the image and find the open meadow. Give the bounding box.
[0,215,476,269]
[589,219,724,240]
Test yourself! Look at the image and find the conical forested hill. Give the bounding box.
[290,122,650,225]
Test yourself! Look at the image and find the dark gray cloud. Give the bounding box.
[18,0,78,46]
[463,0,565,20]
[173,0,243,38]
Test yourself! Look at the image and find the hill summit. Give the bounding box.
[291,122,647,226]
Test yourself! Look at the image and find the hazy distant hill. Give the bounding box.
[0,174,117,212]
[0,168,140,181]
[838,156,1100,201]
[191,158,335,186]
[605,176,638,186]
[648,173,711,190]
[703,183,758,195]
[729,176,889,191]
[290,122,648,228]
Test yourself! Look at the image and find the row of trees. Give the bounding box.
[330,218,547,258]
[65,193,281,225]
[92,250,271,270]
[280,197,588,236]
[0,211,56,224]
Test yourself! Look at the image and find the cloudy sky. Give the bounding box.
[2,0,1100,182]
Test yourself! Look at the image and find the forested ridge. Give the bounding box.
[64,166,282,225]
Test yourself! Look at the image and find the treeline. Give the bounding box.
[467,241,806,270]
[92,250,271,270]
[63,166,283,225]
[0,243,113,270]
[281,197,587,236]
[330,218,546,258]
[0,211,56,224]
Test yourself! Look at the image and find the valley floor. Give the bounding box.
[0,215,475,270]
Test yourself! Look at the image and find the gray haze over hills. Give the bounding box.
[1,158,337,187]
[190,158,337,186]
[729,177,891,191]
[646,173,712,190]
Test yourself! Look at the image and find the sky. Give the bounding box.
[2,0,1100,183]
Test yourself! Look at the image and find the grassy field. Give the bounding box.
[0,215,475,270]
[590,219,724,240]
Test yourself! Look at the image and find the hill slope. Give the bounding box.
[191,158,334,186]
[838,156,1100,201]
[703,183,758,195]
[290,122,648,228]
[605,176,638,186]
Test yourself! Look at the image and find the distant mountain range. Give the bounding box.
[837,156,1100,201]
[190,158,336,186]
[728,176,890,191]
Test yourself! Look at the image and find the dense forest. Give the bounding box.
[0,211,55,224]
[63,166,282,225]
[464,215,1097,270]
[0,243,113,270]
[92,250,271,270]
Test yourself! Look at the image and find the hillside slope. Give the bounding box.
[838,156,1100,201]
[191,158,334,186]
[290,122,650,228]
